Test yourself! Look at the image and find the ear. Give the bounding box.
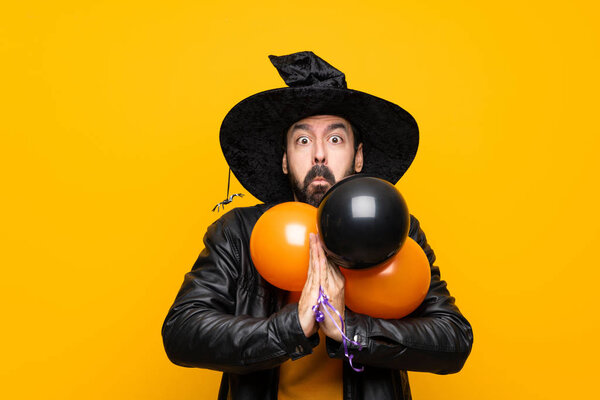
[282,152,288,174]
[354,143,363,173]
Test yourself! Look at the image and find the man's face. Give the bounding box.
[282,115,363,207]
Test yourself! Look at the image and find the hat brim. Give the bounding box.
[219,86,419,203]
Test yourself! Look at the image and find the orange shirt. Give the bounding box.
[277,292,343,400]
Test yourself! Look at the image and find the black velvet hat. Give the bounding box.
[219,51,419,203]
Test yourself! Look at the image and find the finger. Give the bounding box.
[328,259,344,284]
[308,234,320,292]
[326,263,339,291]
[302,256,315,291]
[313,235,322,290]
[303,234,319,296]
[303,247,313,291]
[316,236,329,272]
[316,237,329,289]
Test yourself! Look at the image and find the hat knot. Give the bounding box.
[268,51,347,89]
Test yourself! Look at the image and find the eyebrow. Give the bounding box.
[289,122,349,135]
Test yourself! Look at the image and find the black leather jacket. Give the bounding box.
[162,203,473,399]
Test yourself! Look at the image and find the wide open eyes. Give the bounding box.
[295,134,344,145]
[328,135,343,144]
[296,136,310,145]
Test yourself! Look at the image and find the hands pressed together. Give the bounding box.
[298,233,346,342]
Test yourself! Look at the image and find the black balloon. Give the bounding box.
[317,175,410,269]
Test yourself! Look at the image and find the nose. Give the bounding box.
[313,139,327,165]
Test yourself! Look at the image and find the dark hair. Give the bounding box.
[281,120,363,152]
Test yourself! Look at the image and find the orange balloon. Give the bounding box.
[250,202,318,291]
[341,237,431,319]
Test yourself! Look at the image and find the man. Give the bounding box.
[162,51,473,400]
[284,114,361,343]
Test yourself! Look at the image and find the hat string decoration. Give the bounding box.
[313,286,364,372]
[212,168,244,212]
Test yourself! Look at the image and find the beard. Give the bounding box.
[288,162,356,207]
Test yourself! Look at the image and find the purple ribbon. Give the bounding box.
[312,286,364,372]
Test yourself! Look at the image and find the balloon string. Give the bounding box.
[226,168,231,200]
[312,286,364,372]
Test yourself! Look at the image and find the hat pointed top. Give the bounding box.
[268,51,347,89]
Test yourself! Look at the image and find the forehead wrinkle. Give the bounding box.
[325,123,349,134]
[289,123,312,134]
[289,122,350,135]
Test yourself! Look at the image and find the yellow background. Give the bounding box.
[2,1,599,399]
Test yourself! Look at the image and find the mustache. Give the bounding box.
[303,164,336,188]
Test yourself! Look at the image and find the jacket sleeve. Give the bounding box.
[326,215,474,374]
[161,215,319,374]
